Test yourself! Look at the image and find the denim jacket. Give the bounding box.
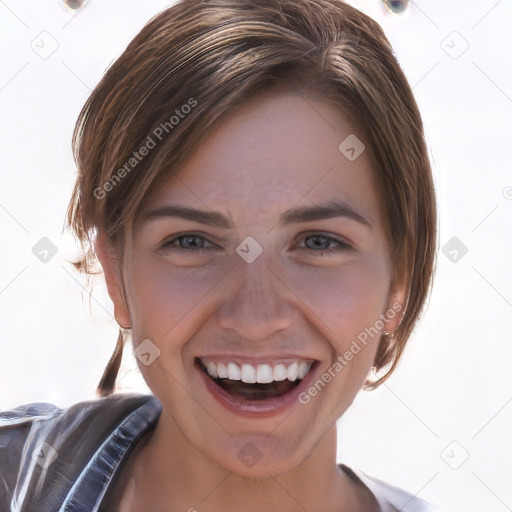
[0,393,440,512]
[0,393,161,512]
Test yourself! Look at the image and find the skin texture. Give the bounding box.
[96,84,406,511]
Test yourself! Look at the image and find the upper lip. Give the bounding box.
[196,354,318,365]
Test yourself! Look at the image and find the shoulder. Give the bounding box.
[341,464,442,512]
[0,393,158,512]
[0,392,154,455]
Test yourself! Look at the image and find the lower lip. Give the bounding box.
[197,363,318,418]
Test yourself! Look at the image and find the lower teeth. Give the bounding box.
[214,377,300,400]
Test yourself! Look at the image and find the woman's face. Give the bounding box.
[105,86,404,477]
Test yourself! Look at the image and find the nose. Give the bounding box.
[215,256,294,341]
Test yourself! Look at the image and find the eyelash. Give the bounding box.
[161,233,353,256]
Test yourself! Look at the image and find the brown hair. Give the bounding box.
[65,0,437,397]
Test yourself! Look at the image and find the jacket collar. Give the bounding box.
[59,394,161,512]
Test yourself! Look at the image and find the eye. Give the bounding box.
[300,233,353,255]
[161,233,214,252]
[159,232,353,256]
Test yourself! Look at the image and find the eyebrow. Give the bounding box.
[141,200,372,230]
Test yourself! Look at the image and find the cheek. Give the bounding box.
[127,257,226,391]
[287,255,391,345]
[128,250,390,358]
[129,256,225,340]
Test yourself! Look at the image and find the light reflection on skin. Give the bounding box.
[96,83,406,511]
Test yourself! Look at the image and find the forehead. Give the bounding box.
[142,87,383,229]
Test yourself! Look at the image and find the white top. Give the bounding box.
[342,465,440,511]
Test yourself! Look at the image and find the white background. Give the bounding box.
[1,1,511,511]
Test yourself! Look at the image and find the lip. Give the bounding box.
[196,353,317,365]
[195,357,320,418]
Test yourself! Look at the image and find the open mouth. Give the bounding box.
[195,357,316,402]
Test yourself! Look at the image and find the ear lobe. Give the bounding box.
[384,285,407,333]
[94,230,132,329]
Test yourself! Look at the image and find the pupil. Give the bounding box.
[307,236,327,249]
[183,236,201,248]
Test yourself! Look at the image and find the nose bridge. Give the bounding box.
[216,254,292,340]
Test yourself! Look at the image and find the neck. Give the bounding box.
[116,411,376,512]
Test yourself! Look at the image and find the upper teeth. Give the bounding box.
[202,359,312,384]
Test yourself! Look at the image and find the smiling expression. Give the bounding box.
[104,84,405,477]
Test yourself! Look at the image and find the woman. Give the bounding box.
[0,0,439,510]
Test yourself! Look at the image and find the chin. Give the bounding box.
[208,428,318,480]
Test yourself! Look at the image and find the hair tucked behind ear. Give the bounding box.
[97,329,125,397]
